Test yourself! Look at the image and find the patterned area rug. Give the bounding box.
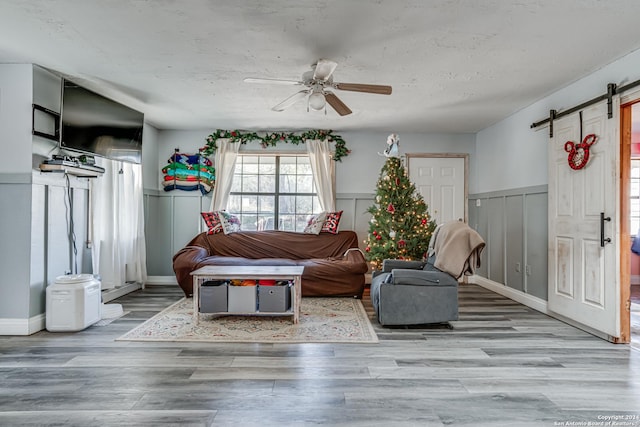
[117,297,378,343]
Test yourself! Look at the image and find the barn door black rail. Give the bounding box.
[531,77,640,136]
[531,80,640,137]
[530,83,620,137]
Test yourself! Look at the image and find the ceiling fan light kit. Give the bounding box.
[308,89,326,111]
[244,59,392,116]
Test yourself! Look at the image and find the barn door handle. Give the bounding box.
[600,212,611,247]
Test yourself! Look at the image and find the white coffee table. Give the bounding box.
[191,265,304,324]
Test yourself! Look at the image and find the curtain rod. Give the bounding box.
[530,78,640,137]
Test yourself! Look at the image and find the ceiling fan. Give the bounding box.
[244,59,392,116]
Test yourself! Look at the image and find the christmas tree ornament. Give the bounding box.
[387,203,395,214]
[378,133,400,158]
[389,230,396,239]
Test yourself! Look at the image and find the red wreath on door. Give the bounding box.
[564,134,597,170]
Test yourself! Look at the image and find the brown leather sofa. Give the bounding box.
[173,230,368,298]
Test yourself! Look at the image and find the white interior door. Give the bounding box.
[408,155,466,225]
[548,100,620,339]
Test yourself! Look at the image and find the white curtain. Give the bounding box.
[91,158,147,290]
[210,138,240,211]
[306,139,335,211]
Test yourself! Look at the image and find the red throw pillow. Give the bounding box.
[321,211,343,234]
[201,212,223,235]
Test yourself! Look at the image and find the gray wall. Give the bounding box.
[144,189,376,277]
[30,174,91,315]
[469,186,548,300]
[474,39,640,194]
[0,64,157,332]
[0,64,93,326]
[143,130,476,277]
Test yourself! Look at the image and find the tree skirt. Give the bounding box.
[117,297,378,344]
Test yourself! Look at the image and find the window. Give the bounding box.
[227,155,321,232]
[632,159,640,236]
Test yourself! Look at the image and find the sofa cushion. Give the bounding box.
[194,230,360,260]
[321,211,343,234]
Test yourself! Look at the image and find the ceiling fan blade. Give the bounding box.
[334,82,392,95]
[244,77,303,85]
[272,90,310,112]
[324,92,352,116]
[313,59,338,81]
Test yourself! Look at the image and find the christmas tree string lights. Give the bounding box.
[364,155,437,270]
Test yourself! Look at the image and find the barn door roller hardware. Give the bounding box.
[531,83,620,137]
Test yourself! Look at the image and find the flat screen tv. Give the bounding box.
[61,79,144,164]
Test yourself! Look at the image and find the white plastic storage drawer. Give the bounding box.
[46,274,102,332]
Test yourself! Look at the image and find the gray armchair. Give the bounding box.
[370,221,485,326]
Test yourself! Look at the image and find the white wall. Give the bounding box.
[475,47,640,194]
[337,131,476,194]
[154,129,212,191]
[0,64,32,324]
[0,64,33,174]
[149,129,476,195]
[141,122,160,191]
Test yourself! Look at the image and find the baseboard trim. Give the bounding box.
[470,276,612,342]
[470,276,549,314]
[101,282,142,303]
[145,276,178,286]
[0,313,46,335]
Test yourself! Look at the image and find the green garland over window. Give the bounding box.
[202,129,351,161]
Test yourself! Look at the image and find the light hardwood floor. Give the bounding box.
[1,284,639,426]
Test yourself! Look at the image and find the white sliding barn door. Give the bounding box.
[407,155,467,225]
[548,100,620,339]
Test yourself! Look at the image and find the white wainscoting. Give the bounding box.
[0,314,46,336]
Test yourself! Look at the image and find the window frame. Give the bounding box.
[228,153,324,231]
[631,158,640,237]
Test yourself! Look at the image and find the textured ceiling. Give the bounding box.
[2,0,640,133]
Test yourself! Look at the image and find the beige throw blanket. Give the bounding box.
[428,220,486,279]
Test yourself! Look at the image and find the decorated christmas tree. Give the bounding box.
[364,135,437,269]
